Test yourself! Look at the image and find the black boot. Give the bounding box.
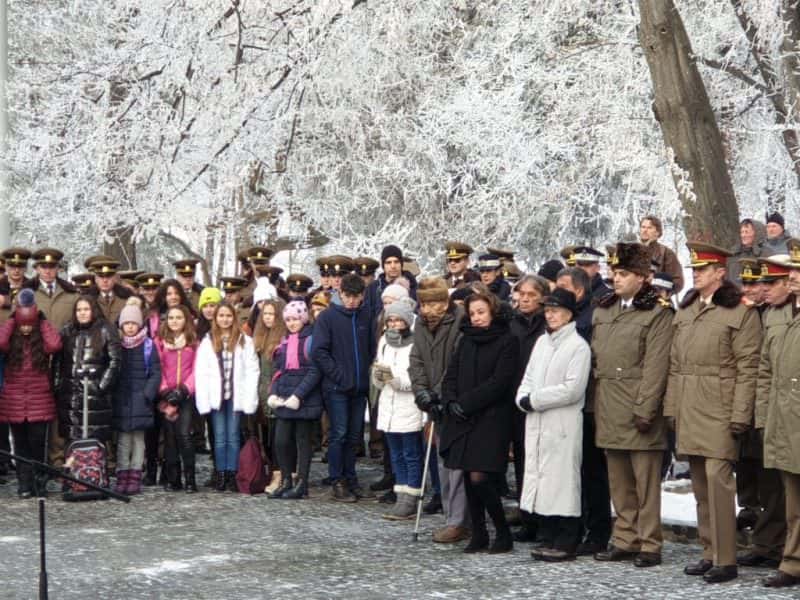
[269,472,293,499]
[423,493,443,514]
[184,467,198,494]
[464,482,489,553]
[143,459,158,486]
[16,464,34,499]
[164,463,182,491]
[282,477,307,499]
[473,478,513,554]
[369,473,395,492]
[33,472,49,498]
[158,460,168,486]
[204,470,218,488]
[214,470,226,493]
[225,471,238,493]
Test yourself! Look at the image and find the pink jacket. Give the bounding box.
[154,337,197,394]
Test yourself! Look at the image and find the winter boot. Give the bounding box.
[423,492,443,515]
[282,477,308,499]
[184,467,198,494]
[158,460,168,487]
[164,463,182,491]
[127,470,143,495]
[16,463,34,499]
[143,459,158,486]
[269,472,293,499]
[369,473,395,492]
[114,470,130,495]
[225,471,238,493]
[264,471,282,495]
[33,472,49,498]
[214,470,226,493]
[383,486,418,520]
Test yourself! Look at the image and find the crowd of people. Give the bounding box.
[0,213,799,588]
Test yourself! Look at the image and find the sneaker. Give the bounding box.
[331,480,357,503]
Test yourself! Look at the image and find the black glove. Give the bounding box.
[414,390,434,412]
[518,395,533,412]
[429,403,444,424]
[447,401,468,422]
[163,389,183,407]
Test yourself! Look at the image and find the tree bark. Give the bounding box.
[639,1,740,247]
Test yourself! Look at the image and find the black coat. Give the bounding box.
[111,340,162,432]
[509,308,546,387]
[439,312,519,472]
[56,318,122,442]
[271,325,323,420]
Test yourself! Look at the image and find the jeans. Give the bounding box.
[324,392,367,484]
[385,431,424,489]
[211,399,241,471]
[116,430,145,471]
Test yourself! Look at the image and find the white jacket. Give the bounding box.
[372,337,422,433]
[515,321,591,517]
[195,334,260,415]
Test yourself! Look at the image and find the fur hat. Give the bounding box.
[14,289,39,327]
[416,277,450,304]
[311,291,331,308]
[118,298,144,328]
[283,300,309,324]
[385,296,416,328]
[612,242,651,277]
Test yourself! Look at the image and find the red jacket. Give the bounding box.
[0,317,63,423]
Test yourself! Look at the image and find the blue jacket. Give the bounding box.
[312,302,376,396]
[271,325,323,420]
[111,339,162,432]
[363,271,418,324]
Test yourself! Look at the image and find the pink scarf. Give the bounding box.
[122,328,147,349]
[285,332,301,370]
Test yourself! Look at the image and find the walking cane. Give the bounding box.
[413,421,436,542]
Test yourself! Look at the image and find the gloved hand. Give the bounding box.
[414,390,434,412]
[730,421,749,436]
[665,416,675,431]
[634,416,653,433]
[284,395,300,410]
[518,395,533,412]
[267,395,285,409]
[447,401,468,422]
[429,403,444,424]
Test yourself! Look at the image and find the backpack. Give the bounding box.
[143,338,153,377]
[236,436,268,494]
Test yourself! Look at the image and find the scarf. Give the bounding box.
[385,328,412,348]
[285,332,301,370]
[122,328,147,349]
[163,333,187,351]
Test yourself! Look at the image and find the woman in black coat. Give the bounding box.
[440,289,519,554]
[56,296,122,444]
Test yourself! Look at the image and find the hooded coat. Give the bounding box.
[111,338,162,432]
[664,281,762,461]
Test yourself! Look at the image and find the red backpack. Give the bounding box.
[236,436,269,494]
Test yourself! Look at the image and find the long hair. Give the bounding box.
[153,278,197,318]
[210,301,244,353]
[252,298,287,357]
[157,304,197,346]
[7,325,49,372]
[70,296,102,328]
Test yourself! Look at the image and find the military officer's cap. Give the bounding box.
[738,258,762,284]
[758,256,791,281]
[33,248,64,267]
[560,245,603,266]
[136,272,164,289]
[287,274,314,294]
[220,276,247,293]
[91,258,121,276]
[84,254,115,270]
[119,270,144,287]
[247,246,274,265]
[445,242,473,260]
[354,257,380,277]
[477,254,502,272]
[686,242,731,268]
[173,259,200,277]
[72,273,96,291]
[327,255,355,275]
[1,247,31,267]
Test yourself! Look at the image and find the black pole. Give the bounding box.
[38,498,48,600]
[0,450,130,503]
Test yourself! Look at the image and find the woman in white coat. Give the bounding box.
[195,302,260,492]
[515,288,591,562]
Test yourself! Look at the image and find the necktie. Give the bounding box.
[47,283,54,297]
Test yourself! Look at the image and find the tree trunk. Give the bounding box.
[639,1,740,247]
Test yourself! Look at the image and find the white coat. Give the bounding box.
[515,321,591,517]
[372,337,423,433]
[195,334,260,415]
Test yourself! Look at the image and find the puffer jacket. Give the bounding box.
[0,316,62,423]
[112,338,162,432]
[270,325,323,420]
[373,333,421,433]
[56,318,122,441]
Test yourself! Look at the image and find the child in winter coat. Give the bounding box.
[266,301,322,499]
[154,304,198,493]
[195,301,259,493]
[372,297,423,520]
[0,289,62,498]
[112,300,162,495]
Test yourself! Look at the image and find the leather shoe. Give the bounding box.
[513,528,538,543]
[703,565,737,583]
[737,552,780,568]
[535,547,576,562]
[634,552,662,568]
[684,559,713,576]
[432,525,471,543]
[763,570,800,588]
[576,541,605,556]
[594,546,638,562]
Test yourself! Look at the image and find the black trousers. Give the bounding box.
[10,421,49,491]
[144,409,160,464]
[0,422,11,468]
[538,514,581,552]
[579,413,612,546]
[162,398,195,469]
[274,418,314,481]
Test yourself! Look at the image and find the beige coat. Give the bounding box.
[664,281,762,461]
[591,286,673,451]
[31,278,79,330]
[756,297,800,474]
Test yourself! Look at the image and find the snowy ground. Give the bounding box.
[0,456,790,600]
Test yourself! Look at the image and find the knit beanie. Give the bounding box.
[199,287,223,309]
[416,277,449,304]
[766,212,785,229]
[118,297,144,327]
[537,259,564,283]
[380,244,403,266]
[283,300,309,324]
[381,283,409,302]
[253,277,278,304]
[14,289,39,327]
[384,296,416,328]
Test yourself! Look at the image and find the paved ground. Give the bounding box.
[0,456,795,600]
